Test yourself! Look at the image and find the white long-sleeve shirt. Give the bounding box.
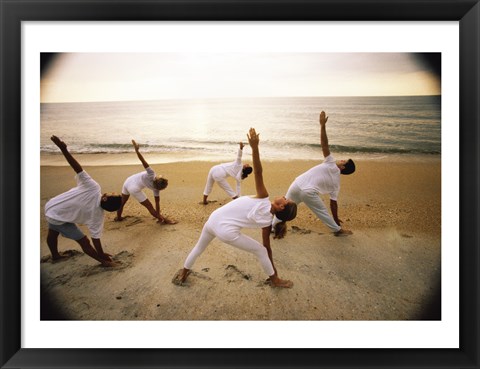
[293,154,340,200]
[123,167,160,197]
[45,171,104,238]
[208,196,273,235]
[206,149,243,197]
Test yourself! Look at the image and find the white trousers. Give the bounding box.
[184,221,275,276]
[203,168,236,198]
[283,182,341,232]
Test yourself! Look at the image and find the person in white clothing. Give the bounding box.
[115,140,176,224]
[274,111,354,236]
[45,136,122,267]
[173,128,297,288]
[202,142,252,204]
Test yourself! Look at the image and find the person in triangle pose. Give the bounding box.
[173,128,297,288]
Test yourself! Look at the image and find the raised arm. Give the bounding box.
[234,142,245,196]
[236,141,245,163]
[319,111,331,158]
[132,140,149,169]
[50,135,83,173]
[247,128,269,199]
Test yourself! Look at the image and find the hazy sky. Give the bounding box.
[41,53,441,103]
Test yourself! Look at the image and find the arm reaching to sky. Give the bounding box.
[247,128,269,199]
[132,140,150,169]
[51,135,83,174]
[236,141,244,164]
[319,111,331,158]
[234,142,245,197]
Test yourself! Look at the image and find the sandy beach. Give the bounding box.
[40,155,441,321]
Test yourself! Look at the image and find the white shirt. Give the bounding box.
[210,149,243,195]
[293,154,340,200]
[208,196,273,234]
[45,171,104,238]
[124,167,160,197]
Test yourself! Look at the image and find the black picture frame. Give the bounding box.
[1,0,479,368]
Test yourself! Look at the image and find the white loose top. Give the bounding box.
[45,171,104,238]
[293,155,341,200]
[210,149,243,195]
[123,167,160,197]
[208,196,273,233]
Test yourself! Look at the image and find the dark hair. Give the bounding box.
[341,159,356,175]
[242,166,253,179]
[273,202,297,239]
[275,202,297,222]
[154,177,168,190]
[273,222,287,239]
[101,195,122,212]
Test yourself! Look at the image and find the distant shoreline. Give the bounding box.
[40,152,441,167]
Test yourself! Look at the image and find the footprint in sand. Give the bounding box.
[224,264,251,282]
[291,226,324,236]
[40,249,83,263]
[125,218,143,227]
[110,216,143,230]
[171,269,212,287]
[291,226,312,234]
[50,272,74,286]
[80,251,135,277]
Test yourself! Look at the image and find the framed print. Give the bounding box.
[1,0,479,368]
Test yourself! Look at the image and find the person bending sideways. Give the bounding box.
[115,140,176,225]
[273,111,354,236]
[202,142,252,204]
[173,128,297,288]
[45,135,122,267]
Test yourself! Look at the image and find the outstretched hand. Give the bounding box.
[239,142,245,150]
[51,135,67,150]
[132,139,140,151]
[247,128,260,148]
[319,111,328,126]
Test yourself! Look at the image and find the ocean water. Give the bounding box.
[40,96,441,163]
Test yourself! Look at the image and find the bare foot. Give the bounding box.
[334,229,353,237]
[270,276,293,288]
[100,253,114,263]
[199,200,217,205]
[172,269,190,286]
[114,216,124,222]
[101,260,120,267]
[163,218,177,225]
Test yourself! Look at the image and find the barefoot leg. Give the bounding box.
[269,275,294,288]
[47,229,63,260]
[140,199,162,221]
[115,194,130,221]
[172,268,191,285]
